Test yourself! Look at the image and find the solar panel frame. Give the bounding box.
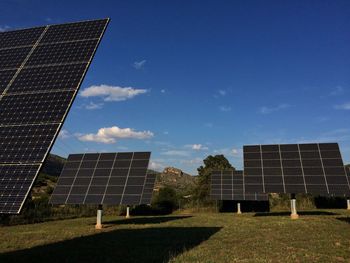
[49,152,155,205]
[243,143,350,196]
[210,170,269,201]
[0,19,109,214]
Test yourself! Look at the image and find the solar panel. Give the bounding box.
[243,143,350,196]
[50,152,156,205]
[210,170,268,201]
[141,173,157,204]
[0,19,109,214]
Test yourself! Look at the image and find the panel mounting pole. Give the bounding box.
[237,202,242,214]
[347,198,350,210]
[95,204,103,229]
[290,193,299,219]
[126,206,130,218]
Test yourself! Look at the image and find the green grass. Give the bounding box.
[0,210,349,262]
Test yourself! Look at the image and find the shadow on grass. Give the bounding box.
[336,217,350,224]
[103,215,192,225]
[0,226,220,263]
[254,211,338,217]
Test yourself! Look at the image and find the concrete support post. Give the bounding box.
[95,204,103,229]
[237,202,242,214]
[347,199,350,210]
[290,193,299,219]
[126,206,130,218]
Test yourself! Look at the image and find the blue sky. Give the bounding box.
[1,1,350,174]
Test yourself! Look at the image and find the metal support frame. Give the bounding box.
[126,206,130,218]
[290,193,299,219]
[95,204,103,229]
[237,202,242,214]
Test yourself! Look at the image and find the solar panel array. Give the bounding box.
[0,19,109,214]
[50,152,156,205]
[211,170,268,201]
[244,143,350,195]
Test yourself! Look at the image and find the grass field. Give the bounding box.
[0,209,349,263]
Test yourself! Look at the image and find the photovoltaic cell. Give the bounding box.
[0,124,59,163]
[0,18,109,214]
[27,40,99,66]
[0,47,32,69]
[243,143,350,196]
[140,173,156,204]
[0,91,75,125]
[0,164,40,214]
[0,27,45,49]
[210,170,268,201]
[0,70,16,93]
[41,20,108,43]
[50,152,155,205]
[7,63,87,93]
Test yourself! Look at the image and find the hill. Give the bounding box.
[31,154,66,199]
[154,167,196,197]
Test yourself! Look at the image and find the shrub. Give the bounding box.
[152,187,178,214]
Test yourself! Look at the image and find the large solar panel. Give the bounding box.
[243,143,350,195]
[50,152,156,205]
[0,19,109,214]
[210,170,268,201]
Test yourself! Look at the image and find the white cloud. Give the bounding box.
[218,90,227,96]
[186,144,209,151]
[58,129,70,139]
[180,158,203,165]
[214,148,242,158]
[0,25,10,32]
[80,85,147,101]
[259,104,290,114]
[219,105,231,112]
[85,101,104,110]
[149,161,165,171]
[334,102,350,110]
[330,86,345,96]
[204,122,213,128]
[161,89,166,93]
[161,150,190,157]
[77,126,154,144]
[214,89,230,98]
[231,148,239,156]
[315,116,330,123]
[133,60,146,69]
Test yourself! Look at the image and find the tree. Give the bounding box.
[152,187,178,214]
[194,155,234,202]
